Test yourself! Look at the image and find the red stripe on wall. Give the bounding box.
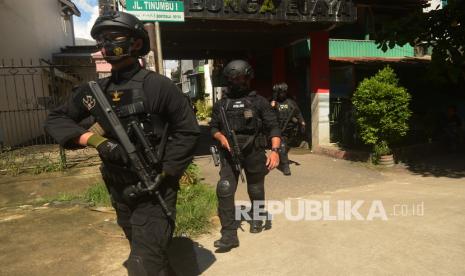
[310,32,330,94]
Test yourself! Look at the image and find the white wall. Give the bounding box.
[181,60,194,94]
[0,0,77,146]
[424,0,443,12]
[0,0,75,61]
[203,61,213,107]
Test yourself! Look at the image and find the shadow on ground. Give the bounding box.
[402,152,465,178]
[168,237,216,276]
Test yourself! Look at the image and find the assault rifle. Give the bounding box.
[280,106,296,133]
[88,81,172,217]
[219,106,245,183]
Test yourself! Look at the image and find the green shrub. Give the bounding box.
[195,99,212,121]
[352,66,412,156]
[372,140,392,164]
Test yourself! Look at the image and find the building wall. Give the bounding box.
[424,0,444,12]
[0,0,75,61]
[0,0,78,147]
[180,60,194,94]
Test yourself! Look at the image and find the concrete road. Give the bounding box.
[1,149,464,275]
[193,151,465,276]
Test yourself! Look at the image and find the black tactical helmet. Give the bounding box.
[91,11,150,56]
[272,82,288,93]
[223,60,254,80]
[222,60,254,96]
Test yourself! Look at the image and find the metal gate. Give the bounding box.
[329,97,358,146]
[0,59,96,149]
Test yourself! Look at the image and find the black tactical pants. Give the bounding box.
[101,165,178,276]
[278,136,290,172]
[217,148,268,236]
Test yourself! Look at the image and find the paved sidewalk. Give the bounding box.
[193,151,465,276]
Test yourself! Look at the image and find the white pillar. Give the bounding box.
[311,92,330,146]
[309,31,331,147]
[203,60,214,107]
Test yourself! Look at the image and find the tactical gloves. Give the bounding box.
[87,134,128,165]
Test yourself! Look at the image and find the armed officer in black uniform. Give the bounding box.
[210,60,281,251]
[271,83,305,176]
[44,12,200,276]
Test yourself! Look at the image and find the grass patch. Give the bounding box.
[34,192,82,205]
[0,152,66,176]
[32,157,66,175]
[175,183,217,237]
[77,176,217,237]
[28,163,217,237]
[181,163,201,186]
[83,182,111,206]
[32,183,109,206]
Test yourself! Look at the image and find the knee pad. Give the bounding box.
[217,180,233,198]
[247,182,264,198]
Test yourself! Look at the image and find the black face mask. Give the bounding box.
[226,75,250,97]
[228,84,247,96]
[277,91,287,102]
[97,32,135,64]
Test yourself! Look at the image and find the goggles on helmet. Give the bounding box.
[96,32,130,46]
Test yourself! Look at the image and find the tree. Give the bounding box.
[375,0,465,83]
[352,66,412,155]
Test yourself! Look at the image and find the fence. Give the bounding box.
[0,58,98,174]
[329,97,359,146]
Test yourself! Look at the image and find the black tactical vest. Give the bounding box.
[223,92,262,149]
[277,101,292,124]
[87,69,166,147]
[277,99,297,131]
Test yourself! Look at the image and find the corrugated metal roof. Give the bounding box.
[329,39,415,58]
[330,56,431,65]
[292,39,416,60]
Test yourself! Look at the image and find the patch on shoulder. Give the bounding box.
[82,95,96,110]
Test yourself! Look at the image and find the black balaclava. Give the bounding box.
[277,90,287,102]
[273,82,288,102]
[227,75,251,98]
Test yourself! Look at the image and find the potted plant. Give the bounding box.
[352,66,412,166]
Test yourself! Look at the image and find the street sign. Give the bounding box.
[126,0,184,22]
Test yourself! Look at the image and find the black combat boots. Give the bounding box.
[214,231,239,251]
[282,166,291,176]
[250,219,263,233]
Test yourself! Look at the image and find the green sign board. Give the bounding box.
[126,0,184,22]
